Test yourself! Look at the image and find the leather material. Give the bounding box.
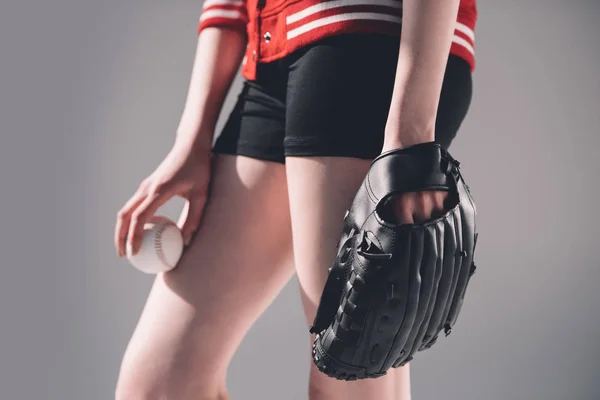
[309,142,479,380]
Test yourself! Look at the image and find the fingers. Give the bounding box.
[412,192,433,222]
[115,182,149,258]
[430,191,449,219]
[115,180,172,258]
[393,198,415,224]
[389,190,450,225]
[127,187,171,256]
[178,194,208,246]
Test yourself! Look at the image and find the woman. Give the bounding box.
[114,0,477,398]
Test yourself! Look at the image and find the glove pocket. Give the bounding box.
[309,231,360,335]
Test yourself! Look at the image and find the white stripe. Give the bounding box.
[200,9,245,22]
[455,22,474,42]
[202,0,244,10]
[452,34,474,56]
[287,0,402,25]
[287,12,401,40]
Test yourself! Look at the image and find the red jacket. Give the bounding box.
[198,0,477,81]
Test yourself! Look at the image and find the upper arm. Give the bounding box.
[198,0,248,35]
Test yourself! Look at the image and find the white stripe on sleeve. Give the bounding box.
[455,22,475,42]
[203,0,245,10]
[200,9,245,22]
[452,34,475,56]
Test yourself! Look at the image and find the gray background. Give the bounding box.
[1,0,599,399]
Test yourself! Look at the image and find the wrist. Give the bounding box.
[175,116,216,151]
[174,128,213,153]
[382,126,435,152]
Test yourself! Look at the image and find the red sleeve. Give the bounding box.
[198,0,248,35]
[452,0,477,72]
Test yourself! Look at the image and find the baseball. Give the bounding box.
[126,215,184,274]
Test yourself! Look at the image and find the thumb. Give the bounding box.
[178,196,207,246]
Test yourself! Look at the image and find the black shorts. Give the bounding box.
[213,33,472,164]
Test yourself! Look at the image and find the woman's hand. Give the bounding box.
[114,141,212,258]
[384,190,449,225]
[381,141,450,224]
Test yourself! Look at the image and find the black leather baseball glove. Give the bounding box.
[309,142,479,380]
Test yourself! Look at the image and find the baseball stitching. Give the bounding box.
[154,220,175,270]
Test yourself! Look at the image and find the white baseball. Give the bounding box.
[126,216,184,274]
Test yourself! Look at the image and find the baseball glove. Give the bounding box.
[309,142,478,380]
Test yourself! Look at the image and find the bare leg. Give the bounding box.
[116,155,294,400]
[286,156,411,400]
[394,364,412,400]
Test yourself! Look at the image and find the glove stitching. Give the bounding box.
[441,208,463,335]
[351,227,393,371]
[357,209,377,233]
[365,175,379,204]
[380,230,415,369]
[360,226,398,370]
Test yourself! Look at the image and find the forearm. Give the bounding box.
[176,27,247,151]
[384,0,461,149]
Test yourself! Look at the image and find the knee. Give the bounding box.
[308,384,333,400]
[308,367,345,400]
[114,371,163,400]
[115,371,229,400]
[114,379,151,400]
[308,383,331,400]
[115,386,229,400]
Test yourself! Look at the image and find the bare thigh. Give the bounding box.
[116,155,294,399]
[286,157,411,400]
